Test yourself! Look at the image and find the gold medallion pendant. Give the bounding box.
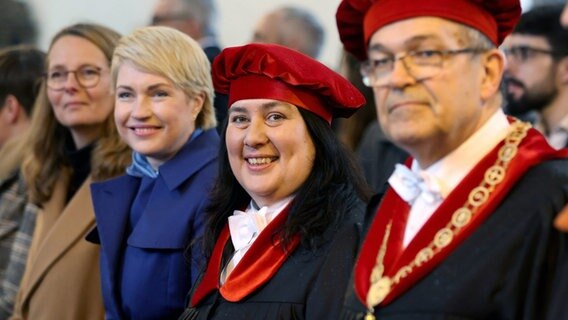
[367,276,392,306]
[365,312,377,320]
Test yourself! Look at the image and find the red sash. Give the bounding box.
[191,204,300,306]
[355,126,568,307]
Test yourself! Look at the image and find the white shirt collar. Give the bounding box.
[410,109,510,198]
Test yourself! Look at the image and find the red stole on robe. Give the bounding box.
[191,204,300,306]
[354,126,568,307]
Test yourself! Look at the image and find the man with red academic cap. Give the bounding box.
[336,0,568,319]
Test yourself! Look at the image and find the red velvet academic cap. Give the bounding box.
[336,0,522,60]
[212,43,365,123]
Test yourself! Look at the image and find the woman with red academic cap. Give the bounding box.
[179,43,372,319]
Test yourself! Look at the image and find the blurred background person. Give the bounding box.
[335,50,376,151]
[151,0,219,62]
[0,0,36,48]
[89,26,219,319]
[0,45,45,319]
[10,23,131,320]
[0,46,44,150]
[550,4,568,320]
[181,43,370,319]
[503,4,568,149]
[251,6,324,59]
[562,2,568,27]
[335,50,408,194]
[151,0,227,129]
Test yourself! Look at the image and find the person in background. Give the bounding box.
[562,1,568,27]
[550,4,568,320]
[335,50,377,151]
[0,45,44,319]
[502,4,568,149]
[180,43,370,319]
[336,0,568,318]
[10,23,131,320]
[0,46,43,149]
[0,0,36,48]
[89,26,219,320]
[151,0,227,127]
[335,49,409,194]
[251,6,324,59]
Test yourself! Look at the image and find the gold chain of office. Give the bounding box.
[364,120,531,320]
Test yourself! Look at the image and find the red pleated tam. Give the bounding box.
[212,43,366,123]
[336,0,522,60]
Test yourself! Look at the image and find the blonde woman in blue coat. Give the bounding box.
[89,26,219,319]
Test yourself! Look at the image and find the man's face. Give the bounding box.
[151,0,194,37]
[502,34,558,115]
[368,17,497,167]
[251,13,282,45]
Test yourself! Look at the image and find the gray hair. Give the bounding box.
[459,24,495,50]
[180,0,217,37]
[274,6,324,59]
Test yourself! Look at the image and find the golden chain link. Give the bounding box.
[364,120,531,319]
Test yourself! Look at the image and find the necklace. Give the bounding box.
[365,120,531,319]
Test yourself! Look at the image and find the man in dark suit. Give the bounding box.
[502,4,568,149]
[152,0,227,128]
[336,0,568,318]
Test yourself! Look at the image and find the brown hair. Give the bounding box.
[22,23,131,204]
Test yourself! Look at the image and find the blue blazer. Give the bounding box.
[90,129,219,320]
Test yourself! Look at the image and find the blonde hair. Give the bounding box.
[111,26,217,130]
[22,23,131,205]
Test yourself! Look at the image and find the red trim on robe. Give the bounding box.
[355,126,568,307]
[191,204,300,306]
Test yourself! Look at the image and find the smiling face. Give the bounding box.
[368,17,501,167]
[114,62,203,168]
[226,99,316,207]
[47,35,114,148]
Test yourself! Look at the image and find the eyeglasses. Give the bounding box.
[45,66,103,91]
[502,45,555,63]
[151,14,190,25]
[360,48,487,87]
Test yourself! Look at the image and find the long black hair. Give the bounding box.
[202,107,372,258]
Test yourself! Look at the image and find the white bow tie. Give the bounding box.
[228,207,270,252]
[388,164,444,205]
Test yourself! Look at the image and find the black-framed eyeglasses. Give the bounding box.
[502,45,555,63]
[360,48,487,87]
[45,65,103,91]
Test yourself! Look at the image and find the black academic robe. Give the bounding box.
[341,158,568,320]
[181,201,366,320]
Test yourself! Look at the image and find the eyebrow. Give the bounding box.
[115,82,171,91]
[48,63,101,70]
[369,34,443,53]
[228,101,290,114]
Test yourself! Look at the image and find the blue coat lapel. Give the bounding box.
[89,129,219,317]
[91,174,140,317]
[128,129,219,248]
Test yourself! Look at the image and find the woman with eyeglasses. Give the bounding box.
[10,23,131,320]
